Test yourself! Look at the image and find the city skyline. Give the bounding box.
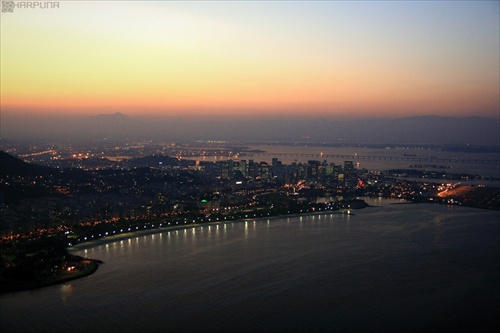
[1,1,499,120]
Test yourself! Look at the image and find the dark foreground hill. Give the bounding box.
[0,151,55,177]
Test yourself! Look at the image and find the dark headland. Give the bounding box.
[0,236,102,294]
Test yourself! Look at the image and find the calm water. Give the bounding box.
[1,199,499,332]
[186,144,500,184]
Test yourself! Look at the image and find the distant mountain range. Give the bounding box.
[76,112,144,138]
[1,113,499,145]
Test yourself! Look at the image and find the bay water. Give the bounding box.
[1,198,499,332]
[187,144,500,184]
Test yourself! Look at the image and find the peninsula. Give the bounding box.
[0,236,102,293]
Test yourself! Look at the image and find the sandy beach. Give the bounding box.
[69,209,355,252]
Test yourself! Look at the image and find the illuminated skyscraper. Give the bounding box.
[344,160,355,187]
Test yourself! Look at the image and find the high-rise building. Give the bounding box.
[260,162,271,180]
[239,160,247,177]
[221,161,230,179]
[325,163,334,176]
[308,160,320,179]
[344,160,355,187]
[248,160,256,178]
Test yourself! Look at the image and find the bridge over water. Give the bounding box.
[236,153,500,165]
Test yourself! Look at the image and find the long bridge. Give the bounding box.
[234,153,500,165]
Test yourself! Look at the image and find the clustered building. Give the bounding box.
[215,158,354,187]
[2,147,496,242]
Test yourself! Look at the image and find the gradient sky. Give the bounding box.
[1,1,499,119]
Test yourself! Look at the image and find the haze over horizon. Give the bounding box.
[2,112,499,146]
[1,1,499,122]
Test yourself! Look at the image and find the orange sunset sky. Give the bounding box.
[1,1,499,119]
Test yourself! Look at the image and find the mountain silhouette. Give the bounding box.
[1,114,499,145]
[74,112,145,139]
[139,115,499,145]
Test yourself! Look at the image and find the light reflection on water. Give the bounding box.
[1,201,499,333]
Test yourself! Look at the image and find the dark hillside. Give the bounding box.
[0,151,54,177]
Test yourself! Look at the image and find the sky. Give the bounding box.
[1,1,499,120]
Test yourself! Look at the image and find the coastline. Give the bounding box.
[1,208,358,294]
[69,209,356,252]
[7,198,488,294]
[1,201,370,293]
[0,258,102,294]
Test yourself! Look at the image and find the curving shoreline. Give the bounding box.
[69,209,357,252]
[2,208,360,293]
[0,258,102,294]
